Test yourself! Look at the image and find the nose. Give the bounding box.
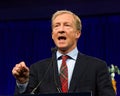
[58,25,65,34]
[59,31,65,34]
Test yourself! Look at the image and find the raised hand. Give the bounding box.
[12,61,29,84]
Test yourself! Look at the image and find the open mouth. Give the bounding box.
[58,36,66,40]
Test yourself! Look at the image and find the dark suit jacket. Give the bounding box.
[15,52,115,96]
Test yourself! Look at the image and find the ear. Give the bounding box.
[76,31,81,39]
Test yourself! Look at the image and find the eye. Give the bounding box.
[55,25,59,27]
[66,24,70,26]
[53,24,60,28]
[65,23,71,27]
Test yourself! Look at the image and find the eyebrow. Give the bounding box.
[54,22,71,25]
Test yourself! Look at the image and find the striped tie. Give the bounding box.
[60,55,68,93]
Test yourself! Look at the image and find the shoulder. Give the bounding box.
[30,57,52,70]
[78,52,108,68]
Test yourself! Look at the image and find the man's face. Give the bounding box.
[52,13,81,53]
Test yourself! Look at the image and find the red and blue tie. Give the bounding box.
[60,55,68,93]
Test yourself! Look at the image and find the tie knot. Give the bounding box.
[62,55,68,61]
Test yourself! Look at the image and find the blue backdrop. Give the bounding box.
[0,14,120,95]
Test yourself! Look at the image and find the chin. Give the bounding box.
[58,47,68,51]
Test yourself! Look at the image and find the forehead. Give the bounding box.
[53,13,75,23]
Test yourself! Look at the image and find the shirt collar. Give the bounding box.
[56,47,78,60]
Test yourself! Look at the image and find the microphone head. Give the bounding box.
[51,47,57,53]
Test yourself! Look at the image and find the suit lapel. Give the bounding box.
[69,52,88,92]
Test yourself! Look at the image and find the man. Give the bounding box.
[12,10,115,96]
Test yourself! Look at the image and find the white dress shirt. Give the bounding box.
[57,47,78,88]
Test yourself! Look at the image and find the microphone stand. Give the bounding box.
[30,47,61,94]
[30,62,52,94]
[52,47,62,93]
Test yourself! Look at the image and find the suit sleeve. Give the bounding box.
[96,61,116,96]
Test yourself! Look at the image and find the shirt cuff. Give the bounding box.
[16,81,28,93]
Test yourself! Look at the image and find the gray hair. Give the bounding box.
[51,10,82,31]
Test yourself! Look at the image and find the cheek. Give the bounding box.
[68,33,76,39]
[52,33,57,40]
[67,34,77,42]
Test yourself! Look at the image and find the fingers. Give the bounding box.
[19,61,29,72]
[12,61,29,79]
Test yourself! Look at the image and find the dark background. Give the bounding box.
[0,0,120,95]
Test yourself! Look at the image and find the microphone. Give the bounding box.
[30,47,61,94]
[51,47,62,93]
[51,47,57,53]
